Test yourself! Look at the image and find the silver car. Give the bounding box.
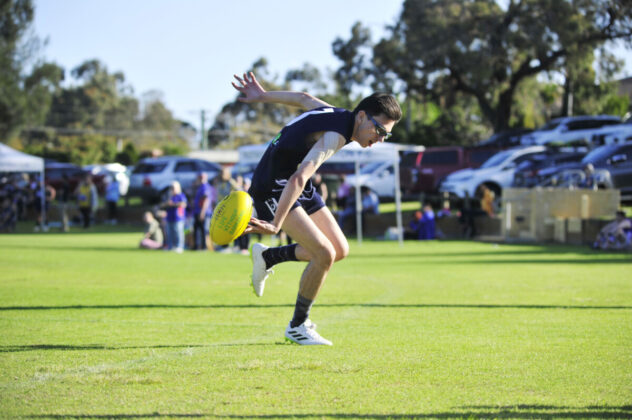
[128,156,222,202]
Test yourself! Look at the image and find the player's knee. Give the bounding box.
[313,243,336,269]
[334,239,349,261]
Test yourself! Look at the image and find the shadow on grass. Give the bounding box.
[0,344,206,353]
[0,342,273,353]
[2,303,631,311]
[23,404,632,418]
[0,243,138,252]
[350,252,631,264]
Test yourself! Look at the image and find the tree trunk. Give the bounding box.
[562,75,573,116]
[495,89,514,132]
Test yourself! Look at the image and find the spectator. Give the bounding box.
[34,183,55,232]
[139,211,164,249]
[192,172,216,251]
[312,173,328,205]
[13,174,29,220]
[105,174,120,225]
[479,185,495,218]
[161,180,187,253]
[57,174,72,232]
[361,186,379,216]
[337,186,356,230]
[214,167,238,202]
[592,210,632,250]
[75,174,98,229]
[336,174,351,211]
[337,186,379,232]
[406,204,436,240]
[579,163,597,190]
[0,196,17,233]
[437,200,452,218]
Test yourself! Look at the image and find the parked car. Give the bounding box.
[477,128,533,148]
[538,143,632,201]
[439,145,546,200]
[400,145,504,197]
[520,115,621,146]
[512,150,587,188]
[345,160,396,199]
[84,163,129,196]
[45,162,106,195]
[591,116,632,145]
[601,155,632,201]
[128,156,222,203]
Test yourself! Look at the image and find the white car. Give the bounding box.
[84,163,130,196]
[592,117,632,145]
[128,156,222,202]
[345,161,396,199]
[520,115,621,145]
[439,146,546,199]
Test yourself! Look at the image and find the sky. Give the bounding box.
[34,0,632,131]
[33,0,404,128]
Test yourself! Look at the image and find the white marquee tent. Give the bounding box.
[0,143,44,173]
[238,141,424,245]
[0,143,45,228]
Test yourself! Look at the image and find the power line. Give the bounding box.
[22,126,184,138]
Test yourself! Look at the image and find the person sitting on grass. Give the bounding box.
[140,211,164,250]
[406,204,436,240]
[592,210,632,250]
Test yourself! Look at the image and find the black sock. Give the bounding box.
[290,294,313,328]
[262,243,298,270]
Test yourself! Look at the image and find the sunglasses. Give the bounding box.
[367,113,392,139]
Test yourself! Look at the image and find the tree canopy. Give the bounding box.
[374,0,632,132]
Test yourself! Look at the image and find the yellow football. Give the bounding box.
[210,191,253,245]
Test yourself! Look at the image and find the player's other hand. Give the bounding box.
[244,217,279,235]
[232,72,266,103]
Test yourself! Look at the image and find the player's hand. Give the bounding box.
[232,72,266,103]
[244,217,279,235]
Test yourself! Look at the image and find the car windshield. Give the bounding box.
[478,133,501,145]
[360,161,387,174]
[535,120,562,132]
[132,163,167,174]
[421,150,458,165]
[480,150,513,168]
[581,145,618,164]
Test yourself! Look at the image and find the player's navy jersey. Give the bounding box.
[249,107,355,197]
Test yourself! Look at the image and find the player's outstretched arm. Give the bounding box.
[232,72,333,110]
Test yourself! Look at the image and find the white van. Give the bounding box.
[345,161,396,199]
[521,115,621,145]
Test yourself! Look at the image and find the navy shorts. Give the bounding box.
[250,183,325,222]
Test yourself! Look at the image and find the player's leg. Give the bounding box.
[308,206,349,262]
[281,207,336,300]
[280,207,335,345]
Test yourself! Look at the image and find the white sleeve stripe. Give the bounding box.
[286,108,334,127]
[301,132,345,170]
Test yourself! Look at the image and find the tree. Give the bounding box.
[0,0,62,140]
[207,58,299,148]
[331,22,373,109]
[375,0,632,132]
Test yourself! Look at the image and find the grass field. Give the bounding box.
[1,229,631,419]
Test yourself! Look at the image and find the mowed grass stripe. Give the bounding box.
[0,232,630,417]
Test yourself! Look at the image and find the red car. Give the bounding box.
[45,162,106,195]
[400,146,501,197]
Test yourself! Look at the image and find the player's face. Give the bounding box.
[356,111,396,148]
